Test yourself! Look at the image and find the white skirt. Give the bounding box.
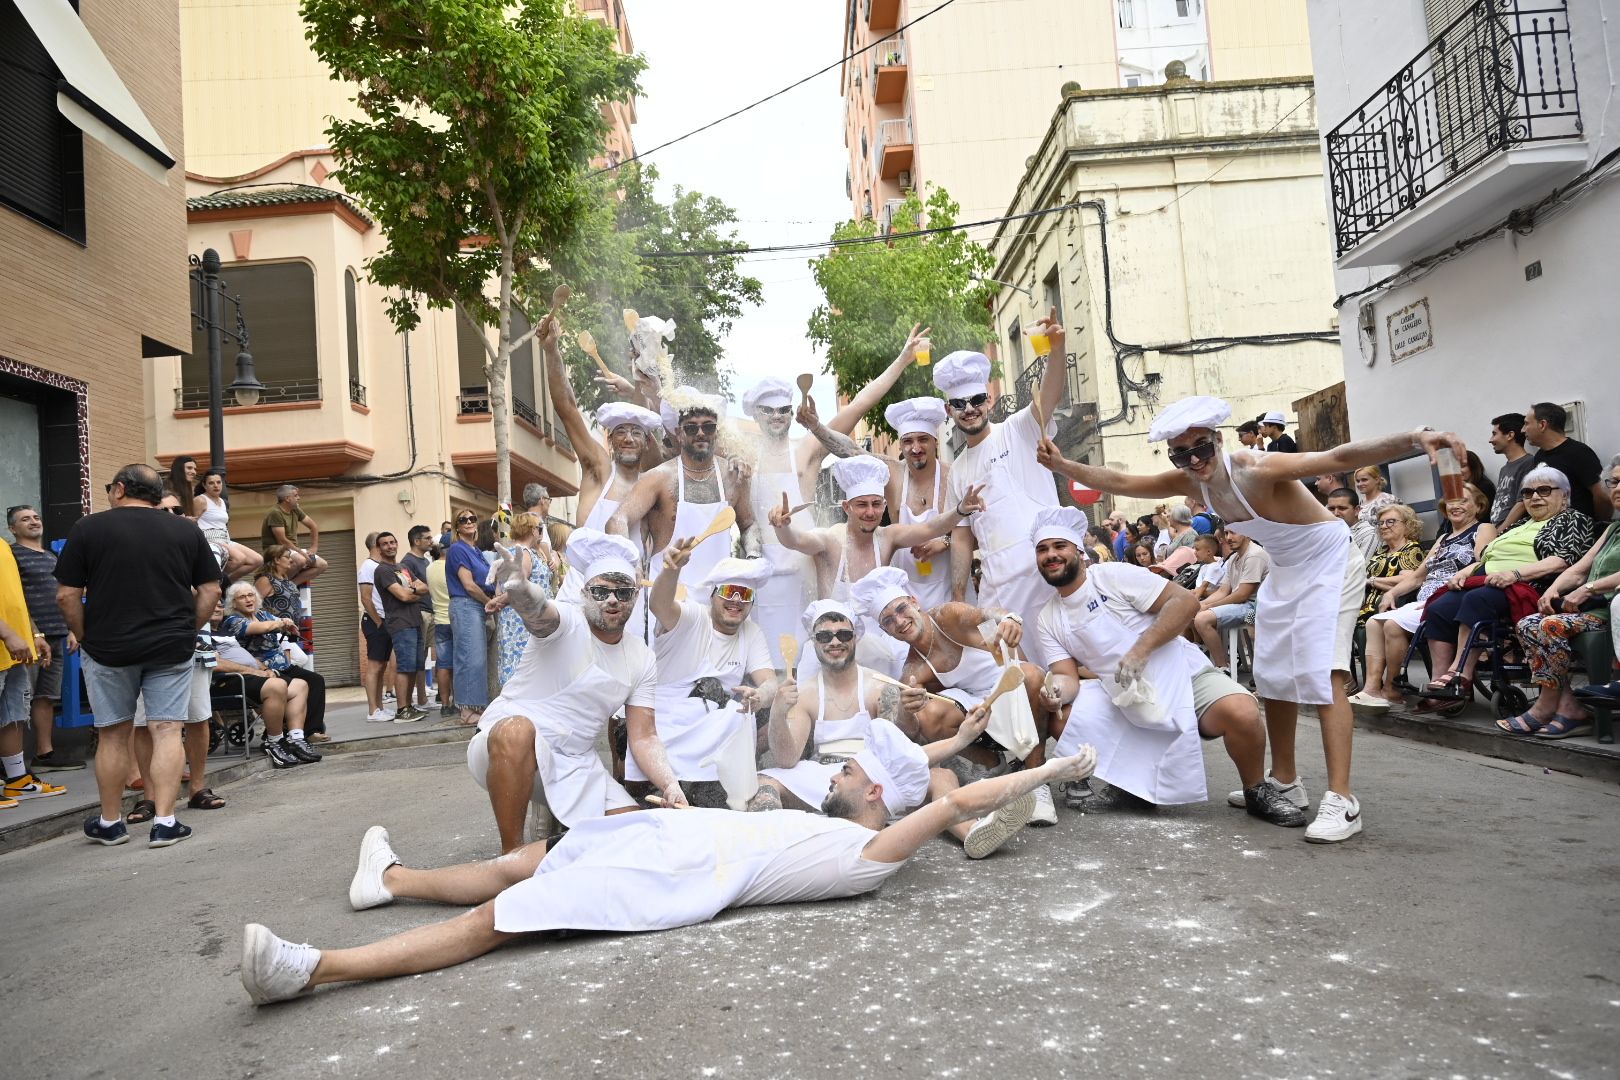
[1367,600,1424,634]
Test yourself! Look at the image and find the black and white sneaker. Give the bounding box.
[264,740,302,768]
[149,820,193,848]
[1243,782,1308,827]
[281,736,321,763]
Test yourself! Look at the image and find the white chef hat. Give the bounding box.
[1148,395,1234,443]
[1030,506,1091,548]
[1261,410,1287,427]
[802,598,862,639]
[660,386,726,434]
[742,377,794,417]
[932,350,991,398]
[564,528,640,583]
[699,557,774,592]
[884,396,948,438]
[855,718,931,815]
[850,565,914,626]
[832,456,891,500]
[596,401,662,436]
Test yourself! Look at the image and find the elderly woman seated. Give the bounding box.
[1416,466,1596,713]
[1358,503,1426,626]
[1504,457,1620,738]
[1351,484,1496,711]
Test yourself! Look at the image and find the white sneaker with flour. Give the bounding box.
[1304,791,1362,843]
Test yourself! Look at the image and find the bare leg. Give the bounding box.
[393,669,414,711]
[1259,698,1298,785]
[308,902,517,987]
[1195,610,1229,667]
[1379,621,1411,699]
[133,725,153,789]
[1362,622,1387,693]
[1319,671,1354,798]
[485,716,538,853]
[1555,684,1593,721]
[928,767,975,842]
[1426,637,1458,682]
[146,720,185,818]
[184,722,209,798]
[260,680,287,738]
[1198,694,1265,789]
[94,721,134,821]
[362,656,383,714]
[30,691,56,757]
[382,838,550,904]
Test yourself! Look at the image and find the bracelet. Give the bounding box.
[1512,570,1523,582]
[1002,612,1023,625]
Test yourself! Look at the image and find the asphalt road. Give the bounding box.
[4,724,1617,1080]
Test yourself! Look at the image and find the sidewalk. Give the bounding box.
[0,686,475,850]
[1353,695,1620,784]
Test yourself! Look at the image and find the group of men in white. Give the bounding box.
[239,311,1469,1006]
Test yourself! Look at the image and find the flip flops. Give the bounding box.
[1535,714,1594,740]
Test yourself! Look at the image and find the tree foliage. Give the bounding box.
[807,187,996,436]
[301,0,642,506]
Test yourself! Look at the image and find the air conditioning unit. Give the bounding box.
[898,170,912,190]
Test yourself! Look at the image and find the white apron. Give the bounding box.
[889,466,953,609]
[559,464,648,641]
[966,439,1057,667]
[760,670,873,808]
[828,535,911,679]
[752,441,814,669]
[660,464,733,591]
[922,626,1039,760]
[1204,455,1364,706]
[1048,579,1207,805]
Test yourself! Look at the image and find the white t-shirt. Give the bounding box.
[945,405,1060,555]
[654,599,772,688]
[734,812,901,907]
[1036,561,1168,663]
[358,557,379,612]
[1195,560,1227,590]
[499,603,657,709]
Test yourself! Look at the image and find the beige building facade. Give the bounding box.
[985,77,1341,517]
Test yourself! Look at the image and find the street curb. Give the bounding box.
[1353,709,1620,784]
[0,725,473,854]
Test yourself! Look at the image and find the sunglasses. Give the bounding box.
[456,515,478,525]
[714,584,755,603]
[682,421,718,437]
[757,405,792,417]
[878,599,917,630]
[813,629,857,644]
[162,506,185,515]
[1520,485,1559,499]
[946,393,990,412]
[1167,440,1218,468]
[585,584,638,603]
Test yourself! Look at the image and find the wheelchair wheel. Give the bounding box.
[226,719,247,746]
[1493,685,1529,720]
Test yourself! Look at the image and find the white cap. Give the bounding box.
[884,396,947,439]
[564,528,640,583]
[802,598,861,638]
[698,557,773,592]
[660,387,726,434]
[832,456,891,500]
[596,402,662,436]
[741,377,794,417]
[1148,396,1234,443]
[854,718,931,815]
[932,350,992,398]
[850,565,914,626]
[1030,506,1091,548]
[1261,410,1287,427]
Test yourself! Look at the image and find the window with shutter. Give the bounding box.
[0,0,87,242]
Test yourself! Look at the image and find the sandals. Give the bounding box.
[187,788,226,810]
[1495,712,1544,735]
[1536,714,1594,740]
[1424,673,1472,699]
[127,798,156,824]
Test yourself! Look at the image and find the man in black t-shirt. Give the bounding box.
[400,525,435,711]
[55,464,221,849]
[1507,402,1610,523]
[374,535,429,723]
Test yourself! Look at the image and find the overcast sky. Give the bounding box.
[621,0,849,416]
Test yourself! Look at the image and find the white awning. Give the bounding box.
[13,0,176,183]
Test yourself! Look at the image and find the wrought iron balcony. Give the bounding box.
[176,378,320,411]
[348,378,367,406]
[512,396,540,427]
[458,386,492,416]
[1326,0,1582,261]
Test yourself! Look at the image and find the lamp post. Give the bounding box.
[189,248,264,480]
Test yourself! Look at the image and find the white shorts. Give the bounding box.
[466,716,636,813]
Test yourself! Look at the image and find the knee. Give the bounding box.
[1193,610,1215,632]
[487,717,536,763]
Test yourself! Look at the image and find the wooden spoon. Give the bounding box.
[622,308,640,334]
[869,671,956,705]
[574,329,615,378]
[692,505,737,546]
[779,634,799,676]
[982,664,1026,710]
[548,283,571,317]
[796,373,814,403]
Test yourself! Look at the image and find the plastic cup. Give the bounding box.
[915,338,932,366]
[1028,330,1052,358]
[1437,447,1464,504]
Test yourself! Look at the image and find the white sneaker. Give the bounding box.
[1027,782,1057,827]
[240,923,320,1005]
[1304,791,1363,843]
[963,792,1036,859]
[367,708,395,723]
[1227,772,1308,809]
[349,825,399,910]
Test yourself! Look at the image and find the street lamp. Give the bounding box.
[189,248,264,478]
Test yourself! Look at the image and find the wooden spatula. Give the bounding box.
[796,373,813,404]
[779,634,799,677]
[574,329,615,378]
[692,505,737,546]
[982,664,1026,710]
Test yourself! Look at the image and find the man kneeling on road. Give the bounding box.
[1029,508,1305,827]
[467,529,687,853]
[238,737,1098,1004]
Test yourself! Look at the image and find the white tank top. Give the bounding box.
[197,494,231,533]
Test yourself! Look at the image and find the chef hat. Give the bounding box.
[699,557,774,592]
[850,565,914,626]
[564,528,640,584]
[832,456,891,500]
[742,377,794,417]
[1030,506,1091,548]
[1261,410,1287,427]
[802,598,862,639]
[596,401,662,436]
[854,718,931,815]
[1147,395,1234,443]
[884,396,947,439]
[660,386,726,434]
[932,350,992,398]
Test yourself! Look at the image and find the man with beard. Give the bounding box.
[769,456,984,680]
[849,565,1057,826]
[608,388,757,590]
[938,310,1070,667]
[238,735,1097,1005]
[1037,397,1466,842]
[636,545,777,808]
[1027,507,1304,825]
[466,530,687,853]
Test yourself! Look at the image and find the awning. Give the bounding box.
[13,0,176,183]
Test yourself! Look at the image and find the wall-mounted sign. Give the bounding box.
[1387,298,1433,363]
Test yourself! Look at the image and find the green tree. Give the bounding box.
[301,0,642,509]
[808,186,996,436]
[533,162,763,410]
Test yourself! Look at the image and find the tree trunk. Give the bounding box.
[491,249,515,514]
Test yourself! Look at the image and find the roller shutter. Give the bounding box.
[309,529,359,687]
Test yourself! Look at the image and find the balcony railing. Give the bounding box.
[872,37,908,104]
[176,378,321,411]
[877,116,914,181]
[881,198,906,234]
[458,386,492,416]
[512,396,539,427]
[872,36,906,77]
[1325,0,1582,256]
[349,378,367,406]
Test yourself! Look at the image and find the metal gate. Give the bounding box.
[309,529,359,687]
